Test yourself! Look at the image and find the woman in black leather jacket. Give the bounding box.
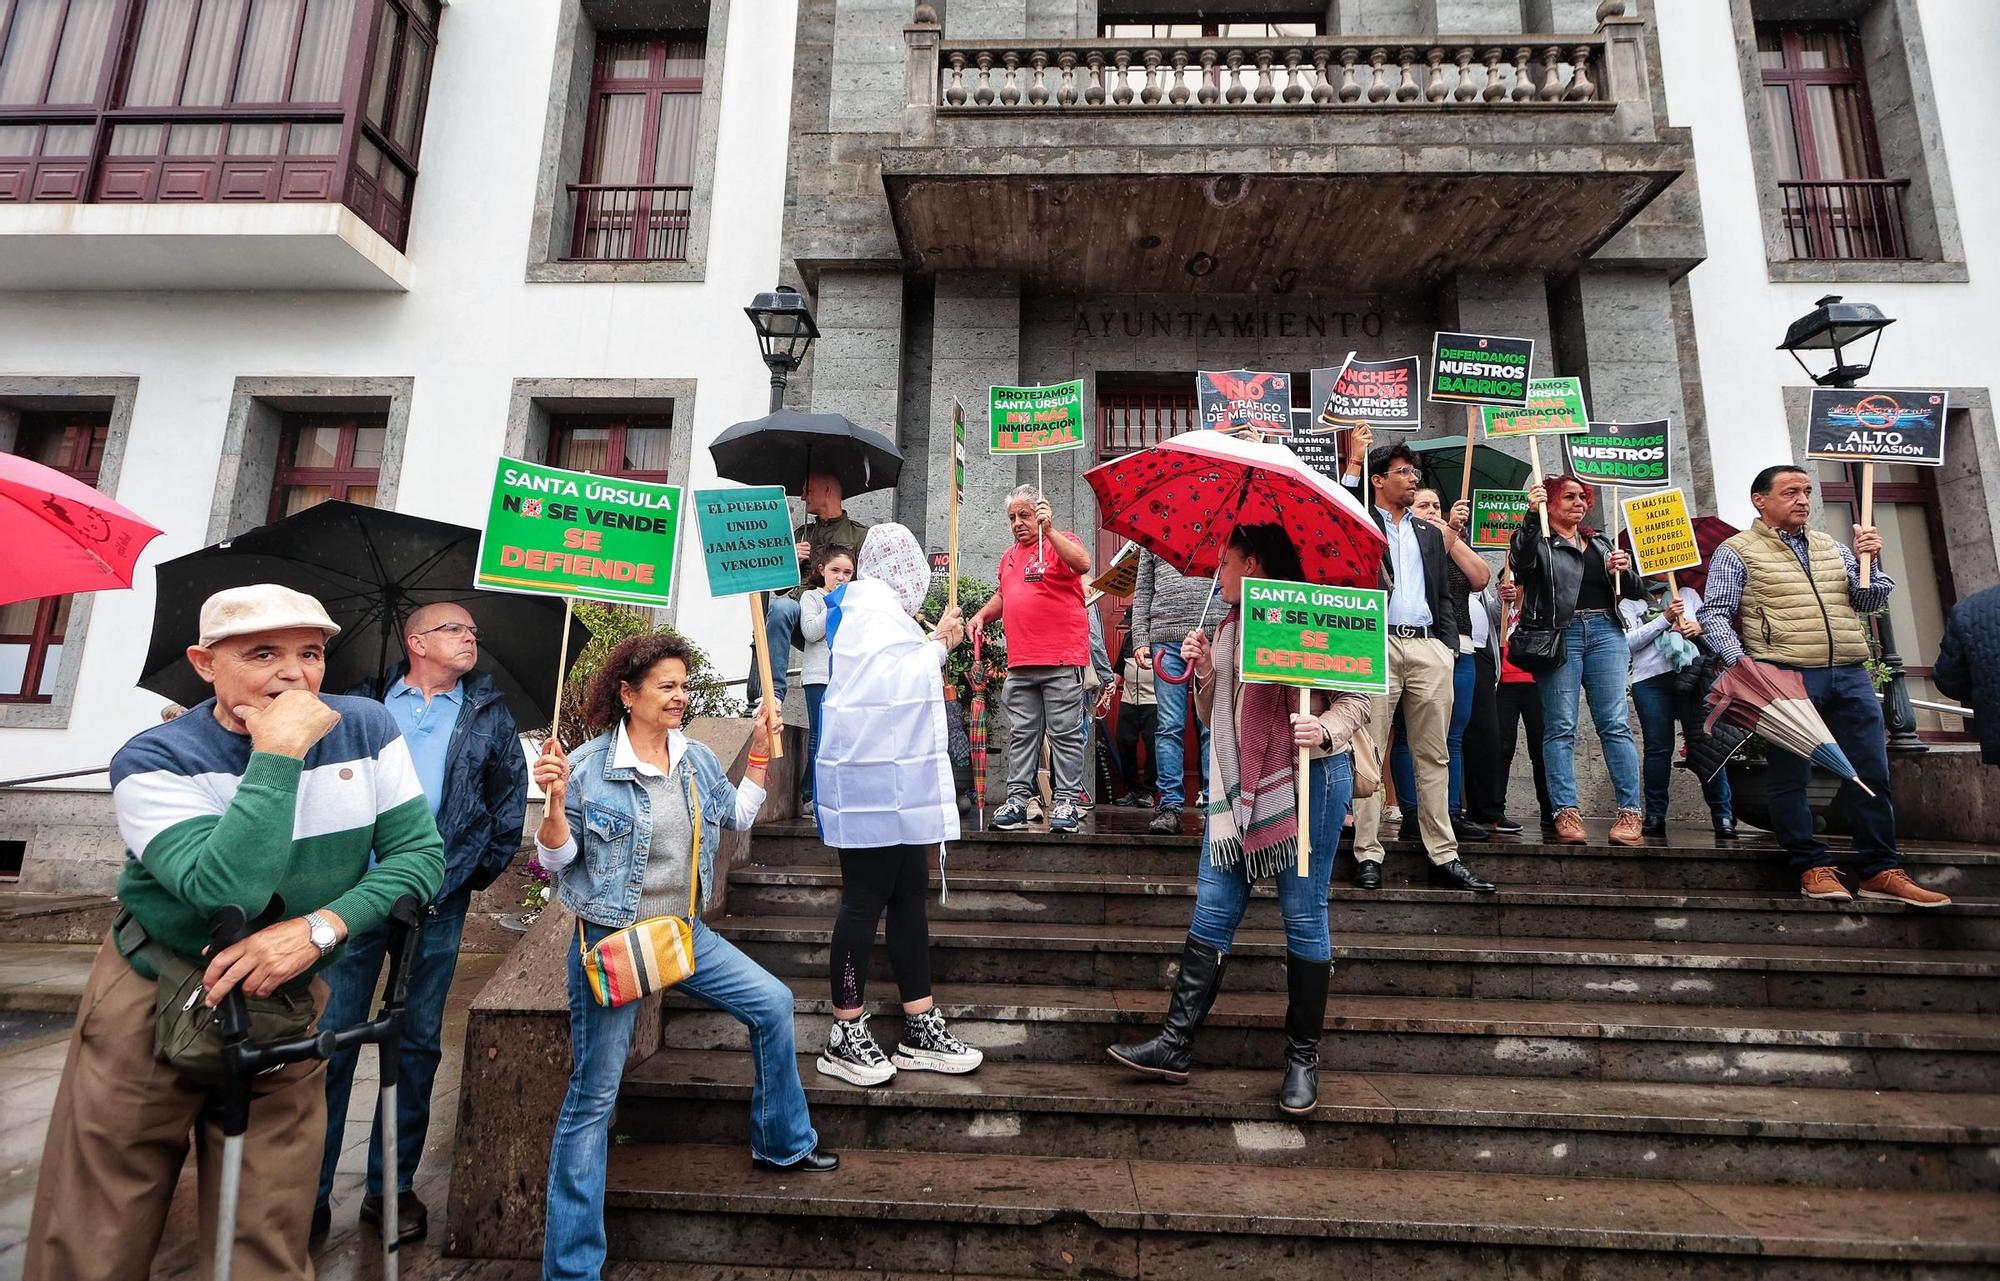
[1510,473,1648,848]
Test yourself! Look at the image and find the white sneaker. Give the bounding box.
[800,799,815,820]
[816,1016,896,1086]
[893,1008,983,1074]
[1382,805,1403,825]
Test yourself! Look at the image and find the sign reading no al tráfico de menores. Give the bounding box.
[1317,355,1422,428]
[1470,490,1531,549]
[1198,370,1292,434]
[691,486,800,598]
[1238,578,1390,697]
[475,458,681,607]
[1481,377,1588,437]
[1563,419,1672,489]
[1429,332,1533,407]
[1803,388,1950,466]
[990,380,1086,454]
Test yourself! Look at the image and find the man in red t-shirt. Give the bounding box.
[967,485,1093,832]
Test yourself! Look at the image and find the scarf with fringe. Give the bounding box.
[1204,609,1299,878]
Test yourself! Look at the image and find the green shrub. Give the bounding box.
[554,599,745,744]
[921,575,1006,696]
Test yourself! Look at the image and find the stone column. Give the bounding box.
[1418,0,1523,36]
[929,271,1021,572]
[1564,267,1700,510]
[946,0,1027,38]
[809,269,906,527]
[1443,268,1554,496]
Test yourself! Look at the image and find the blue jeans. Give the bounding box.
[315,891,467,1207]
[1188,754,1351,963]
[1767,663,1899,879]
[803,682,825,802]
[761,595,804,703]
[1152,644,1209,807]
[1447,651,1475,813]
[1538,613,1642,813]
[1630,672,1733,825]
[543,918,817,1281]
[1388,711,1418,813]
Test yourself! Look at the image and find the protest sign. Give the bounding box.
[1089,540,1142,597]
[1481,377,1589,437]
[1621,488,1703,579]
[930,551,952,586]
[989,381,1086,454]
[1317,355,1421,428]
[1198,369,1292,435]
[1286,430,1348,483]
[1428,332,1533,407]
[1803,387,1949,466]
[1470,490,1530,549]
[1564,419,1671,489]
[691,486,799,598]
[475,458,681,608]
[1239,578,1390,697]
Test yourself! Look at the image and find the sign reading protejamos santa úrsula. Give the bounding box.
[1198,369,1292,434]
[1563,420,1672,489]
[1469,490,1532,549]
[1428,332,1533,407]
[1803,387,1950,466]
[475,457,682,607]
[1481,377,1589,437]
[989,380,1086,454]
[691,486,800,598]
[1238,578,1390,697]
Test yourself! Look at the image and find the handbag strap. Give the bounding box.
[685,779,702,921]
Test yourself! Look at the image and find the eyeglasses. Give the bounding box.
[421,622,480,641]
[1383,466,1420,478]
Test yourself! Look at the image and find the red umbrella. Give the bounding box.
[1083,431,1387,588]
[0,452,162,607]
[969,630,990,831]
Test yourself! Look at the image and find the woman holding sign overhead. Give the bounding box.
[1512,474,1648,847]
[1107,523,1370,1115]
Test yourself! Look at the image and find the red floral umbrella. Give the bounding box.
[1083,431,1386,588]
[0,451,161,608]
[969,631,990,830]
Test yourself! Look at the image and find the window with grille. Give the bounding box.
[547,412,673,481]
[269,412,386,520]
[568,30,703,261]
[1756,21,1909,260]
[0,412,107,702]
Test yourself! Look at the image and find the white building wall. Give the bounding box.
[1657,0,1999,523]
[0,0,798,782]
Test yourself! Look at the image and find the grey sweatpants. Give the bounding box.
[1002,664,1086,807]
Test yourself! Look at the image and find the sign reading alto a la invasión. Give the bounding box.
[1238,578,1389,696]
[1803,387,1949,466]
[475,457,681,607]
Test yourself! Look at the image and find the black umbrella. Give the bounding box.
[139,502,589,728]
[708,409,903,497]
[1406,435,1534,502]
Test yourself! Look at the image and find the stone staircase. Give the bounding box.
[600,813,2000,1279]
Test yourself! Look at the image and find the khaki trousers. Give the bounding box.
[25,934,327,1281]
[1351,634,1458,866]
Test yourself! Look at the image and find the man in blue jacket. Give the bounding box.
[312,602,528,1246]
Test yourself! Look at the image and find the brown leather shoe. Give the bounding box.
[1607,810,1643,847]
[1800,867,1852,902]
[1857,868,1951,909]
[1551,808,1587,844]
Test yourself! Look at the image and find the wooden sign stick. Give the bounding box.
[1608,485,1622,595]
[1527,435,1551,537]
[1297,687,1312,879]
[746,593,785,759]
[946,450,962,614]
[1667,570,1680,597]
[1458,404,1479,505]
[1858,461,1877,587]
[548,597,573,742]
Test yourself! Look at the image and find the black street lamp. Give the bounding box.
[1777,296,1925,754]
[745,285,819,413]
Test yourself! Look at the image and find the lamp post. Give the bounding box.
[1776,295,1926,754]
[745,285,819,413]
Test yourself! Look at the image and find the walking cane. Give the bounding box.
[370,895,425,1280]
[207,896,424,1281]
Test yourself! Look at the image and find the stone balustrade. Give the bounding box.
[937,36,1606,111]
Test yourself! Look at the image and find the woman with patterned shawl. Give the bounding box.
[1107,523,1371,1113]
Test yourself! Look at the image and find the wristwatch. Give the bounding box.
[304,911,339,958]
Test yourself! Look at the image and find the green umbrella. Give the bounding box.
[1406,435,1534,502]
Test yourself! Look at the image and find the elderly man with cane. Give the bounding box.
[25,584,444,1280]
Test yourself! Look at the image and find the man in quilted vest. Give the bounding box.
[1696,465,1948,908]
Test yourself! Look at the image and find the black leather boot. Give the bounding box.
[1107,936,1227,1083]
[1278,953,1331,1115]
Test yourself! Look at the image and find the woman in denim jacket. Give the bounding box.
[531,633,835,1281]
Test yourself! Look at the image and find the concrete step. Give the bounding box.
[660,980,2000,1093]
[600,1143,2000,1279]
[728,865,2000,949]
[749,821,2000,896]
[620,1050,2000,1192]
[711,914,2000,1014]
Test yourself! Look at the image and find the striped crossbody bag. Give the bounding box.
[579,785,701,1007]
